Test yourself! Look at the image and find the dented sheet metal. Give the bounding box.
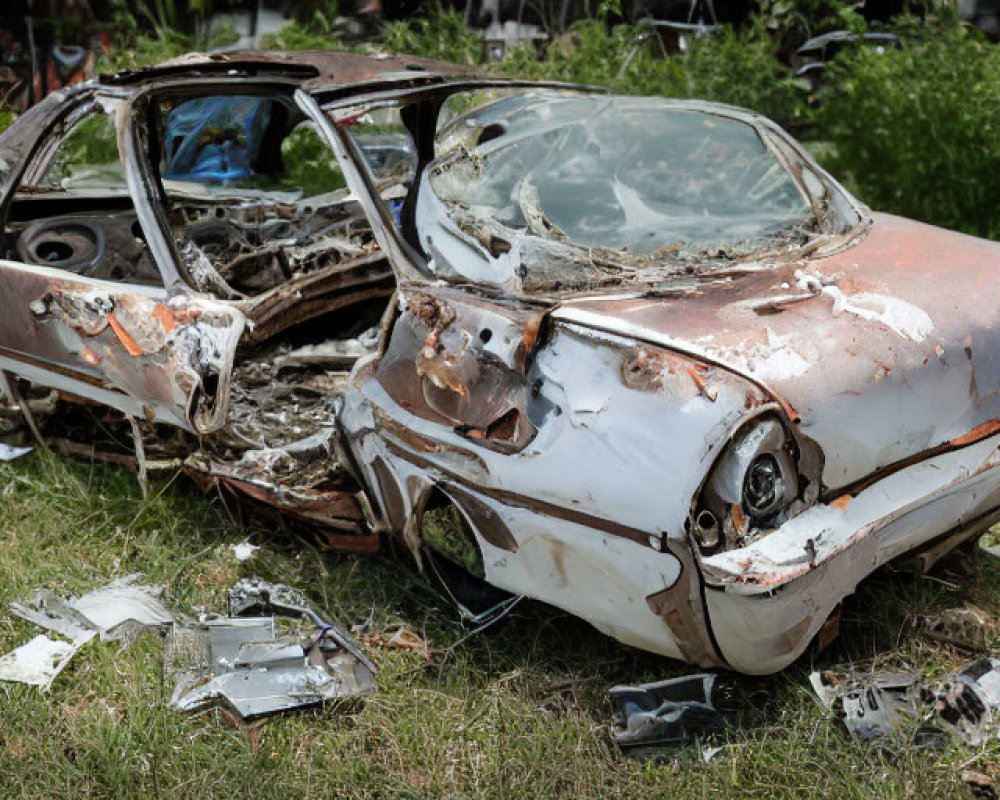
[12,59,1000,677]
[553,214,1000,494]
[167,579,375,719]
[167,618,375,719]
[328,78,1000,675]
[701,434,1000,589]
[0,260,245,433]
[610,674,731,755]
[10,575,175,641]
[0,575,172,689]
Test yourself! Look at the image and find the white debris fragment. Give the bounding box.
[808,671,839,709]
[0,633,94,689]
[701,745,725,764]
[230,540,260,562]
[0,443,32,461]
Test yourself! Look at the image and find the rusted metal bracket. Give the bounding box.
[0,370,48,451]
[127,414,148,500]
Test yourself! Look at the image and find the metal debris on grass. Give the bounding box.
[166,577,376,720]
[919,607,998,653]
[609,674,732,757]
[0,575,173,689]
[11,574,175,641]
[810,670,922,743]
[810,657,1000,747]
[0,633,94,689]
[229,540,260,562]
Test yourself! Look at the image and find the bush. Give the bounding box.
[95,30,195,74]
[818,23,1000,238]
[378,6,808,126]
[677,24,810,129]
[382,7,482,66]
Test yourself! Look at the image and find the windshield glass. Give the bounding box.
[420,91,839,293]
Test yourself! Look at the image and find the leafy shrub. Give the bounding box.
[818,24,1000,238]
[95,30,195,74]
[678,24,810,129]
[261,22,345,51]
[382,6,482,65]
[280,123,347,196]
[380,8,809,130]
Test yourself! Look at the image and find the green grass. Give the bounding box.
[1,451,999,797]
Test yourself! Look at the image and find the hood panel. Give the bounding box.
[555,214,1000,491]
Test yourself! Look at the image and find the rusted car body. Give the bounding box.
[2,52,1000,674]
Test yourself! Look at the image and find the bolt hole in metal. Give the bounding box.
[694,508,720,549]
[37,241,74,262]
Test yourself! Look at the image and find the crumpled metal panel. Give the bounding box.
[610,674,732,754]
[0,259,244,432]
[812,658,1000,747]
[9,574,175,642]
[553,213,1000,494]
[167,617,375,719]
[0,575,173,690]
[166,580,376,720]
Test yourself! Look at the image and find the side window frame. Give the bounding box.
[145,84,360,299]
[18,99,107,188]
[311,90,434,286]
[2,93,175,291]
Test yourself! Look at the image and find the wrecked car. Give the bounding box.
[3,52,1000,675]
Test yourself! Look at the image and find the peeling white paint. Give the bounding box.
[823,286,934,342]
[795,269,934,342]
[751,347,812,381]
[700,329,813,383]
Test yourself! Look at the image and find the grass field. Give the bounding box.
[0,451,998,798]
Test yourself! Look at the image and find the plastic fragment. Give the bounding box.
[0,633,94,689]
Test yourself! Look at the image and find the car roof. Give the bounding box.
[100,50,473,92]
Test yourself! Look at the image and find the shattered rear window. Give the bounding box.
[422,93,823,292]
